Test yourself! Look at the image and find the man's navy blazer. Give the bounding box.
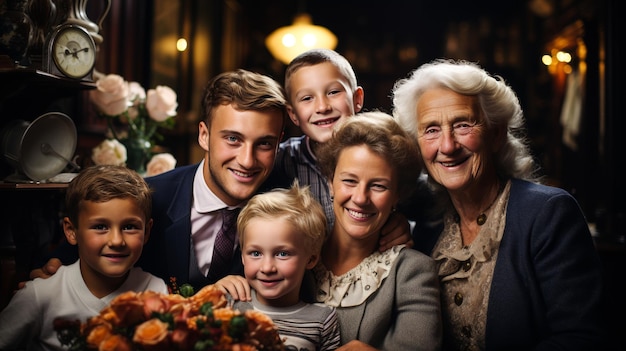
[140,164,243,291]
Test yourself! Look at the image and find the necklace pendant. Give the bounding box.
[476,213,487,226]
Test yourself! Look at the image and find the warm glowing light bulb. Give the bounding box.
[542,54,552,66]
[564,52,572,62]
[265,13,337,64]
[302,33,317,47]
[556,51,571,63]
[282,34,296,47]
[176,38,188,52]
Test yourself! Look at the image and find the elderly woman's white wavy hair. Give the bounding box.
[391,58,540,181]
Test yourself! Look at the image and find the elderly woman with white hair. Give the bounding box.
[392,58,611,351]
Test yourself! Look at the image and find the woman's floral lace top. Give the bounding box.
[312,245,404,307]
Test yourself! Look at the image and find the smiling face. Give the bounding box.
[286,62,364,144]
[330,145,399,244]
[241,217,318,307]
[64,198,151,294]
[198,104,284,206]
[415,88,494,193]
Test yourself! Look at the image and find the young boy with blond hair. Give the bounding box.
[0,165,167,350]
[217,181,340,351]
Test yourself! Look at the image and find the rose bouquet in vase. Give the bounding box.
[89,73,178,175]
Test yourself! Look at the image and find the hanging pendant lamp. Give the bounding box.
[265,13,337,65]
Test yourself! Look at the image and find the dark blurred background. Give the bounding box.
[83,0,622,238]
[0,2,624,342]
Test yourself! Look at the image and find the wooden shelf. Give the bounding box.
[0,68,95,100]
[0,182,69,190]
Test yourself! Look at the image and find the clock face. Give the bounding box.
[51,26,96,79]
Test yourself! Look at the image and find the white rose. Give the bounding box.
[145,153,176,177]
[128,81,146,103]
[91,139,127,166]
[145,86,178,122]
[90,74,130,116]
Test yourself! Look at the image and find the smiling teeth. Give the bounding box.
[442,161,460,167]
[233,170,252,177]
[315,120,334,125]
[314,117,339,126]
[348,209,373,219]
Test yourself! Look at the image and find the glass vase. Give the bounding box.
[123,138,151,175]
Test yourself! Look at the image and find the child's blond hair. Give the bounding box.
[237,180,327,256]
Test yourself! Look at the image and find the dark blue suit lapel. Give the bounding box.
[162,166,195,286]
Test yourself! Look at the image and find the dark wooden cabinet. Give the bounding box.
[0,68,96,310]
[0,68,96,178]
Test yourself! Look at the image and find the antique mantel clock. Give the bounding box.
[42,23,96,81]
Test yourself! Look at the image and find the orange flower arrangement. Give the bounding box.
[54,285,284,351]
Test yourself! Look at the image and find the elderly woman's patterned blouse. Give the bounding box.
[432,180,511,351]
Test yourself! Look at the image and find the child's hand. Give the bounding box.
[379,211,414,251]
[214,275,252,301]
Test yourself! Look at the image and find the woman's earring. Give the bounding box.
[330,196,334,202]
